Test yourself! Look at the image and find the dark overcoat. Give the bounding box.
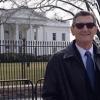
[42,40,100,100]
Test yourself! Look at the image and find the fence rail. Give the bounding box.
[0,40,69,83]
[0,40,69,99]
[0,79,34,100]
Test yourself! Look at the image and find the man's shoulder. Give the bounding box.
[51,47,67,59]
[53,42,74,59]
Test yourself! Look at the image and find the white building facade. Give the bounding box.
[0,7,70,54]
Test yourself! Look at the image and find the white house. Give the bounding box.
[0,7,71,54]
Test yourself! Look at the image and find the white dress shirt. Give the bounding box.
[75,43,94,68]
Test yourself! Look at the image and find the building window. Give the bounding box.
[19,33,22,39]
[33,28,37,40]
[52,33,56,41]
[5,30,9,40]
[62,33,66,41]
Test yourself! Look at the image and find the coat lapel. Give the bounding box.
[63,40,90,98]
[63,40,100,94]
[93,43,100,71]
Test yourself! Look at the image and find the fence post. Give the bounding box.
[21,38,26,80]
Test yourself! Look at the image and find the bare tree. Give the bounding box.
[0,0,99,22]
[0,0,100,38]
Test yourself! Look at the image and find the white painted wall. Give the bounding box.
[36,20,70,42]
[45,26,70,41]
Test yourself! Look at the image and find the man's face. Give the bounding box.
[71,15,97,44]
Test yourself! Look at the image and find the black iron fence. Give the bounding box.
[34,78,44,100]
[0,79,34,100]
[0,40,69,99]
[0,40,69,83]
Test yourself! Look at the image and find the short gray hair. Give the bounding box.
[72,11,96,26]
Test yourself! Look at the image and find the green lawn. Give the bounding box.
[0,62,47,84]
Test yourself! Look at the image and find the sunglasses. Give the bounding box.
[74,22,96,29]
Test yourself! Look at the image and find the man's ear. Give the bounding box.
[71,26,75,36]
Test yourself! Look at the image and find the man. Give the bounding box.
[42,11,100,100]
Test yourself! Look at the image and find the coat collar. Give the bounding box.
[63,40,100,59]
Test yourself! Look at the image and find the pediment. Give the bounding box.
[0,7,48,21]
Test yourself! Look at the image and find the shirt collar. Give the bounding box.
[75,43,93,57]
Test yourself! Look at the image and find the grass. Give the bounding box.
[0,62,47,84]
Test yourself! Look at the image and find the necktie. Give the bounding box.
[85,51,95,89]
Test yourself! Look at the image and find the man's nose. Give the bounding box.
[83,25,88,30]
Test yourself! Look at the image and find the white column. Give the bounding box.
[0,23,4,40]
[42,25,46,41]
[0,22,4,53]
[15,23,19,53]
[15,23,19,41]
[30,24,33,41]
